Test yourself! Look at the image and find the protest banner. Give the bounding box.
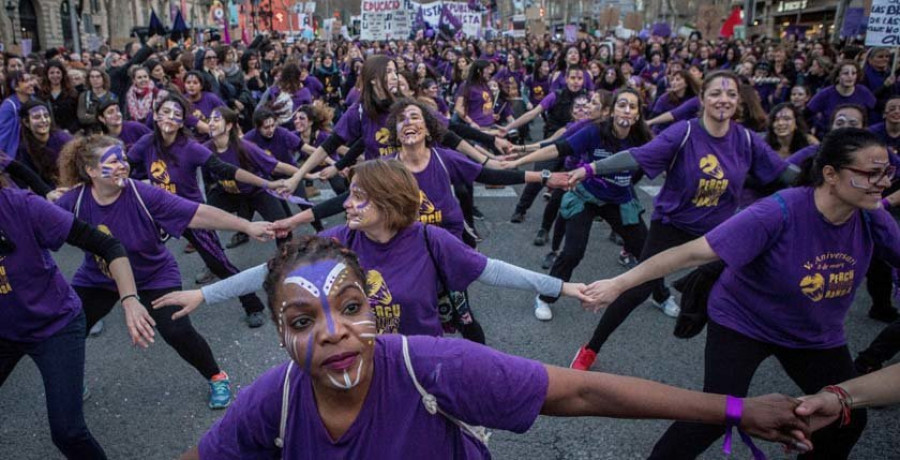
[865,0,900,46]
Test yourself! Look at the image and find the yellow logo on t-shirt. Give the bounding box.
[481,91,493,112]
[94,225,113,279]
[418,191,442,225]
[375,128,391,145]
[0,265,12,295]
[264,149,274,157]
[366,270,400,334]
[193,109,207,123]
[692,154,729,207]
[150,160,177,194]
[799,253,858,302]
[799,273,825,302]
[219,179,240,194]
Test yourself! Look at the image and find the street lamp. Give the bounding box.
[4,0,15,45]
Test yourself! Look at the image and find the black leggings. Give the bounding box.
[183,228,266,315]
[75,286,221,380]
[857,318,900,367]
[540,202,651,304]
[540,188,565,233]
[207,188,291,246]
[866,257,894,313]
[649,321,867,459]
[586,220,698,352]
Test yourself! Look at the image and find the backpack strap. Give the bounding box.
[274,361,294,450]
[400,336,491,445]
[128,179,170,242]
[422,225,447,293]
[772,192,789,224]
[666,120,692,172]
[430,149,478,241]
[73,184,87,219]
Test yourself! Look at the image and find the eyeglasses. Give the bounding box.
[843,165,896,185]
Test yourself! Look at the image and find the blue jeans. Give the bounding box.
[0,311,107,459]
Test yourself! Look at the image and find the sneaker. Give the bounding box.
[510,211,525,223]
[570,345,597,371]
[617,250,638,269]
[226,232,249,249]
[245,311,266,328]
[533,229,548,246]
[88,319,104,337]
[471,226,484,243]
[533,296,553,321]
[651,296,681,318]
[542,191,552,201]
[472,207,485,221]
[868,307,899,323]
[184,242,196,254]
[195,268,216,285]
[608,230,623,246]
[208,372,233,409]
[541,251,557,270]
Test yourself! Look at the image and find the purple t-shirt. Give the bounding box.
[204,139,279,195]
[321,223,487,336]
[565,123,635,204]
[57,180,198,291]
[806,85,876,132]
[632,119,788,234]
[198,335,547,459]
[870,123,900,156]
[0,188,79,343]
[346,87,361,107]
[549,69,595,92]
[525,76,550,106]
[117,121,152,153]
[461,84,495,128]
[18,130,73,186]
[332,102,398,159]
[244,127,303,167]
[190,92,226,123]
[786,145,819,167]
[389,148,482,239]
[128,134,213,203]
[707,187,900,348]
[669,96,701,122]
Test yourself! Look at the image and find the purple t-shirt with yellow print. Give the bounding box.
[631,119,787,234]
[332,102,398,160]
[706,187,900,348]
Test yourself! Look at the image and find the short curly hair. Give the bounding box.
[385,98,446,148]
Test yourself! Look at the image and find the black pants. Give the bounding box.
[208,188,292,246]
[550,211,566,252]
[541,202,651,304]
[586,220,698,352]
[183,228,266,314]
[540,188,565,233]
[649,321,867,460]
[75,286,221,380]
[514,158,563,215]
[857,318,900,367]
[866,257,895,314]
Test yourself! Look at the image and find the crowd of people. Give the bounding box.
[0,24,899,459]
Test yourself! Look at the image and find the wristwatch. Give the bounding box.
[541,169,551,186]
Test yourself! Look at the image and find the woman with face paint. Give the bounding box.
[181,71,223,140]
[205,107,297,248]
[0,158,149,459]
[583,128,899,458]
[0,71,37,158]
[566,71,799,370]
[125,66,163,124]
[279,55,400,195]
[127,93,279,329]
[807,61,877,135]
[550,46,595,93]
[788,104,870,167]
[503,89,670,323]
[55,134,272,409]
[96,99,152,157]
[17,100,73,187]
[181,235,813,459]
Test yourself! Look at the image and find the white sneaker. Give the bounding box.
[652,296,680,318]
[534,296,553,321]
[88,319,104,337]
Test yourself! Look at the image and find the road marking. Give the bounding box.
[310,189,337,202]
[474,186,518,197]
[639,185,661,197]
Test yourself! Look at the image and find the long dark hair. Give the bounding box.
[215,106,253,171]
[668,69,700,106]
[766,103,811,155]
[41,60,76,98]
[385,98,447,148]
[797,128,884,186]
[277,61,304,95]
[597,88,653,149]
[360,55,396,118]
[152,93,193,167]
[19,99,61,184]
[464,60,492,88]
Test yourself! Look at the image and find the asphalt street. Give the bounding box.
[1,181,898,459]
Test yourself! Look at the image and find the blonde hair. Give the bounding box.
[347,159,420,232]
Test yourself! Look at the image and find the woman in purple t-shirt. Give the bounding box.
[582,128,900,458]
[128,93,277,328]
[806,61,877,135]
[181,236,811,459]
[454,59,496,129]
[566,71,798,370]
[183,71,221,140]
[17,99,73,187]
[0,178,151,459]
[57,135,273,410]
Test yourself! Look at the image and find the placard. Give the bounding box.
[411,1,482,38]
[360,0,412,41]
[865,0,900,46]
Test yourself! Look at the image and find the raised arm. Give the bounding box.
[189,204,273,241]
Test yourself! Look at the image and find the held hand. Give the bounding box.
[245,221,275,241]
[582,279,624,311]
[494,136,514,154]
[266,179,286,191]
[270,215,305,239]
[741,394,812,452]
[568,168,587,188]
[546,172,570,190]
[122,297,156,348]
[560,282,591,305]
[496,126,509,138]
[319,165,340,180]
[795,392,843,432]
[497,153,520,162]
[46,187,69,202]
[496,160,519,169]
[280,176,302,195]
[152,290,205,320]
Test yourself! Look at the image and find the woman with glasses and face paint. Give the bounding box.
[0,70,37,158]
[179,234,814,460]
[55,134,271,410]
[0,144,148,460]
[807,61,878,135]
[127,93,278,329]
[583,128,900,458]
[566,71,799,368]
[17,100,73,187]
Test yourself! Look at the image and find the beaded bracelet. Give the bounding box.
[822,385,853,427]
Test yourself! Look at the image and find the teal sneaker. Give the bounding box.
[208,372,232,409]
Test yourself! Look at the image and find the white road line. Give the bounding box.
[639,185,661,197]
[474,186,518,198]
